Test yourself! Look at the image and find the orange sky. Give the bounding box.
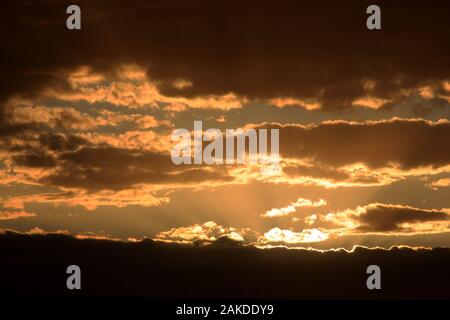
[0,0,449,250]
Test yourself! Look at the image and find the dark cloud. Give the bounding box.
[3,126,231,191]
[354,204,449,232]
[259,118,450,169]
[0,108,38,138]
[0,0,449,109]
[6,118,450,190]
[9,134,88,169]
[12,152,56,168]
[0,231,449,299]
[39,133,88,152]
[41,146,232,191]
[5,132,88,167]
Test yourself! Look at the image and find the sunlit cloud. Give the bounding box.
[12,105,98,130]
[172,79,193,90]
[260,197,326,218]
[66,66,105,87]
[95,109,172,129]
[0,210,35,220]
[269,97,321,110]
[8,100,171,132]
[305,214,318,226]
[1,185,169,211]
[352,96,391,109]
[429,178,450,189]
[0,0,449,254]
[43,65,247,111]
[155,221,258,244]
[259,227,329,244]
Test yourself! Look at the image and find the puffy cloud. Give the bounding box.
[293,198,326,207]
[304,214,318,226]
[10,103,171,131]
[42,66,247,111]
[12,105,98,130]
[260,197,326,218]
[430,178,450,189]
[157,222,330,247]
[156,222,329,247]
[155,221,258,244]
[258,203,450,247]
[262,206,296,218]
[259,227,329,244]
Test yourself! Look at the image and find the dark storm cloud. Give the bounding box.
[259,118,450,169]
[0,0,449,109]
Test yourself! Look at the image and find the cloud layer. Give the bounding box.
[1,0,449,110]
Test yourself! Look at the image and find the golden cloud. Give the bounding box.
[260,197,326,218]
[0,210,35,220]
[155,221,258,244]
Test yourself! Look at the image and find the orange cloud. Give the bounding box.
[155,221,258,244]
[324,203,450,234]
[12,105,98,130]
[259,227,329,244]
[430,178,450,189]
[269,97,320,110]
[260,197,326,218]
[44,65,247,111]
[0,210,35,220]
[2,186,169,211]
[352,96,391,109]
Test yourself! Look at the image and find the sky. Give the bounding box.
[0,0,449,250]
